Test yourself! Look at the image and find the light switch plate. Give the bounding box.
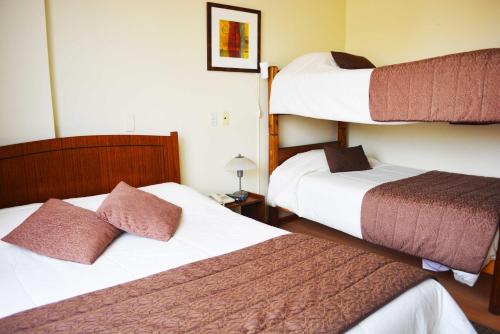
[209,111,218,127]
[124,115,135,132]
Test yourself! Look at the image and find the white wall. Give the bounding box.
[346,0,500,177]
[0,0,54,145]
[45,0,345,194]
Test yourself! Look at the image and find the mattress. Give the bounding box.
[269,52,411,124]
[267,149,498,286]
[0,183,473,333]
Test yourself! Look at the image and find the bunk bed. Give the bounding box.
[266,50,500,314]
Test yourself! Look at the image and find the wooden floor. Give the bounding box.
[280,218,500,331]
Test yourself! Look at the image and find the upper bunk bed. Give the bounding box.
[270,49,499,124]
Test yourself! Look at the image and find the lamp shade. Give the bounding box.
[225,154,256,171]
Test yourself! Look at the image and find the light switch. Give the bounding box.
[125,115,135,132]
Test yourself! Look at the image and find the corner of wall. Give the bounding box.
[43,0,60,138]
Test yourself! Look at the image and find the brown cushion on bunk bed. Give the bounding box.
[97,181,182,241]
[331,51,376,69]
[2,199,120,264]
[324,145,372,173]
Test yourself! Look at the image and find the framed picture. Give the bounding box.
[207,2,261,73]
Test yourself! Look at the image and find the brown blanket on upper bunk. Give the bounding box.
[361,171,500,273]
[0,234,431,334]
[369,48,500,123]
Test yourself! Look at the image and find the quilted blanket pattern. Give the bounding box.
[369,48,500,123]
[0,234,430,334]
[361,171,500,273]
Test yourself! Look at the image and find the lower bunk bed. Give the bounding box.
[267,148,499,288]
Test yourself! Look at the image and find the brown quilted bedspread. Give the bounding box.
[0,234,431,334]
[369,48,500,123]
[361,171,500,273]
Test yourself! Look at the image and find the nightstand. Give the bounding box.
[225,192,265,223]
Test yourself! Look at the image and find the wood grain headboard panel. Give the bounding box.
[0,132,180,209]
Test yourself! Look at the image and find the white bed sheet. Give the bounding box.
[267,150,498,286]
[0,183,474,333]
[269,52,411,124]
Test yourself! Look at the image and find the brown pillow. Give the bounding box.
[324,145,371,173]
[97,182,182,241]
[331,51,376,69]
[2,199,120,264]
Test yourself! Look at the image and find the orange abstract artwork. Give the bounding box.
[219,20,249,59]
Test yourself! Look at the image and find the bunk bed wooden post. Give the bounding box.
[268,66,280,226]
[338,121,347,148]
[268,66,280,175]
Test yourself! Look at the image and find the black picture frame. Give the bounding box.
[207,2,261,73]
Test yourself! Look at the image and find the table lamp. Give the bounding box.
[225,154,256,201]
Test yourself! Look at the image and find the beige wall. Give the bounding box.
[45,0,345,194]
[0,0,54,145]
[4,0,497,195]
[346,0,500,177]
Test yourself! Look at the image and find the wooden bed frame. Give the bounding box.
[0,133,180,209]
[267,65,500,314]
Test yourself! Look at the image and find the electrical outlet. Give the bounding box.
[222,111,230,126]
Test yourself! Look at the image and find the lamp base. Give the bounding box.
[228,190,249,202]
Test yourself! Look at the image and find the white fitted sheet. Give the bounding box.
[267,150,498,286]
[269,52,411,124]
[0,183,474,333]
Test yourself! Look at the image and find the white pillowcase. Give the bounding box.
[277,52,339,76]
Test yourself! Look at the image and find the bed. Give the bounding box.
[266,53,500,315]
[270,50,499,124]
[267,149,499,287]
[0,133,474,333]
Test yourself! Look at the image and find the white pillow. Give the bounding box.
[278,52,339,76]
[367,156,382,168]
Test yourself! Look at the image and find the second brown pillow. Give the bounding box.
[331,51,376,69]
[324,145,371,173]
[97,182,182,241]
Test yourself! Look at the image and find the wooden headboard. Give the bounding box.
[0,132,180,209]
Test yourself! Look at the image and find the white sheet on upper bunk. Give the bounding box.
[267,149,498,286]
[269,52,412,124]
[0,183,474,333]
